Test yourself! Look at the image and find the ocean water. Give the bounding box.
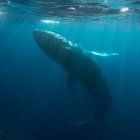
[0,0,140,140]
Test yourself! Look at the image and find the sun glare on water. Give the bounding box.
[41,20,60,24]
[120,7,129,12]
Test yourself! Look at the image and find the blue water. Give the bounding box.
[0,2,140,139]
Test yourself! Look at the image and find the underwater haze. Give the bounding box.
[0,0,140,140]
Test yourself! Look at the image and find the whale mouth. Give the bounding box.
[32,29,53,46]
[33,29,55,37]
[32,29,39,35]
[33,29,61,45]
[32,29,46,39]
[32,29,42,41]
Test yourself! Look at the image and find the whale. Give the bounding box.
[32,29,112,121]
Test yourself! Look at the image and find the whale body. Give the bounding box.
[32,29,112,121]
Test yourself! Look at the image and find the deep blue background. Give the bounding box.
[0,19,140,140]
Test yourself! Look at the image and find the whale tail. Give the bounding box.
[93,82,112,121]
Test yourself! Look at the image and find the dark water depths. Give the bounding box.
[0,0,140,140]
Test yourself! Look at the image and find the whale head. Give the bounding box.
[32,29,74,64]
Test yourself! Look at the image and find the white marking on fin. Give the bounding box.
[90,51,119,57]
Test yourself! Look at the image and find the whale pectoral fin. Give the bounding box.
[67,76,75,88]
[89,51,119,57]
